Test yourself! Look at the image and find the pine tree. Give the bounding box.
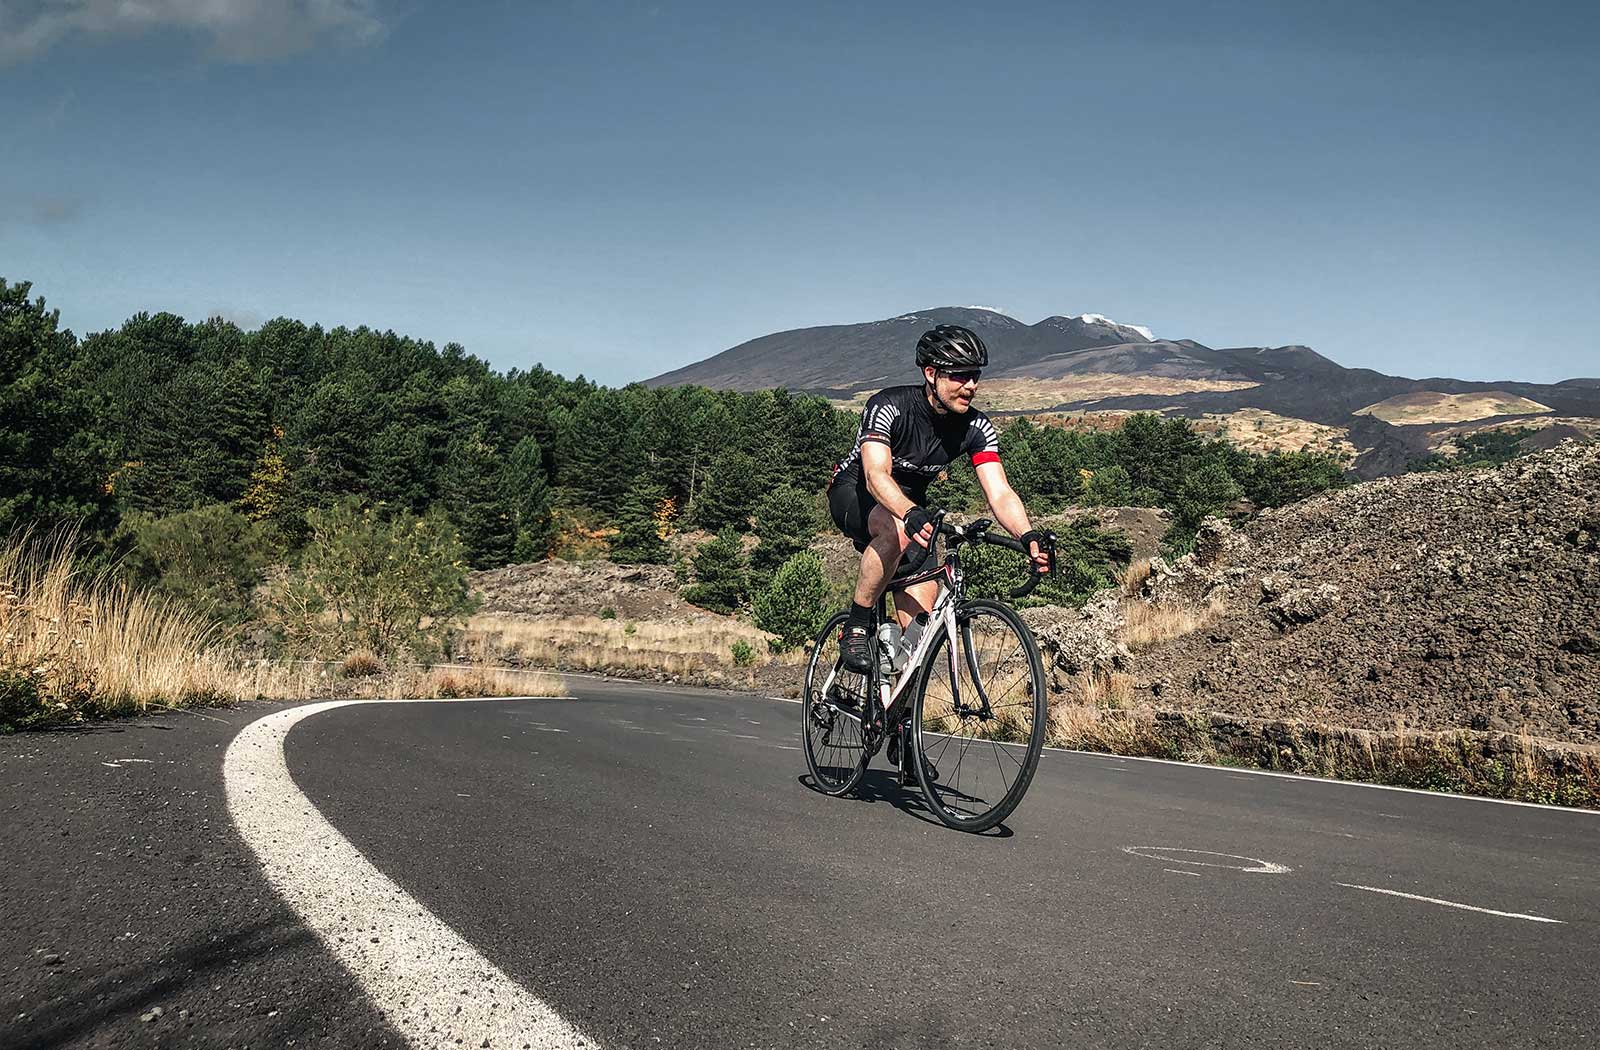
[501,435,552,562]
[441,428,515,568]
[609,481,670,565]
[683,528,748,614]
[0,280,114,536]
[694,448,763,532]
[750,486,820,575]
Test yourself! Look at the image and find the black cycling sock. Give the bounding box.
[848,602,874,627]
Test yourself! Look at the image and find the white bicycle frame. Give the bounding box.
[818,561,965,723]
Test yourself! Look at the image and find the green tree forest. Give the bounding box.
[3,278,1353,627]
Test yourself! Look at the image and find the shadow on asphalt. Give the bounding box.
[28,720,178,736]
[14,919,316,1050]
[798,772,1014,837]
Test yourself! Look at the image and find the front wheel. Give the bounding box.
[910,599,1047,832]
[801,612,870,797]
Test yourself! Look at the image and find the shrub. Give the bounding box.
[599,605,617,619]
[1082,465,1133,507]
[116,503,268,627]
[962,520,1132,608]
[261,499,478,661]
[752,551,831,651]
[339,650,384,678]
[1244,449,1348,506]
[731,640,757,666]
[683,528,747,614]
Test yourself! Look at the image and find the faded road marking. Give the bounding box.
[225,699,597,1049]
[1123,846,1291,874]
[1335,883,1565,924]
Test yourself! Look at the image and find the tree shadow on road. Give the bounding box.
[7,917,353,1050]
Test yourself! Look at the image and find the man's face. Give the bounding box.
[925,365,980,413]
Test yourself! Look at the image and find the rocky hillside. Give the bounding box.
[1073,441,1600,746]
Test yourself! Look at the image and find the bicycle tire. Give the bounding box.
[910,599,1046,832]
[801,612,870,797]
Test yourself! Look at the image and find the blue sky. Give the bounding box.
[3,0,1596,385]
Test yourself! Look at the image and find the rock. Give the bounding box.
[1193,517,1249,567]
[1559,633,1600,656]
[42,954,61,966]
[1265,585,1341,630]
[1033,591,1124,677]
[1259,572,1292,601]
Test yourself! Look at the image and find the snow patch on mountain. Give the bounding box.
[1075,313,1155,341]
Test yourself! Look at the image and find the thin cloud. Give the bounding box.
[0,0,386,66]
[208,306,265,330]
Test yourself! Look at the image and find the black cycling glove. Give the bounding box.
[901,507,937,571]
[1020,529,1055,574]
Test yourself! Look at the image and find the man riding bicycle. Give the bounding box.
[827,324,1053,680]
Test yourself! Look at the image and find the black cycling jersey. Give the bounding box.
[829,384,1001,501]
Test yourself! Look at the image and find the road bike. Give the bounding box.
[801,516,1051,833]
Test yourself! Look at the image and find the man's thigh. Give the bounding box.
[827,481,875,551]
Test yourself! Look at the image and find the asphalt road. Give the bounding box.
[5,678,1599,1049]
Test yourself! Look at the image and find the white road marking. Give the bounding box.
[225,699,596,1050]
[1163,868,1202,878]
[1334,883,1566,924]
[1122,846,1292,874]
[1061,748,1600,815]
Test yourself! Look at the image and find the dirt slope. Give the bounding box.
[1130,441,1600,744]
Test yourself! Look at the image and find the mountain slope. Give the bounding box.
[645,307,1600,478]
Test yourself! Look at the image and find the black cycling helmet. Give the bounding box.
[915,325,989,370]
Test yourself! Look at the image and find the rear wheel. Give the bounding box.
[910,599,1046,832]
[801,612,870,796]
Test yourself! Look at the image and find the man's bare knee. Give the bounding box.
[867,505,910,551]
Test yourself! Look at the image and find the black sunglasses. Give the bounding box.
[938,368,982,383]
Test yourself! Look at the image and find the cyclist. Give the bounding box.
[827,324,1053,682]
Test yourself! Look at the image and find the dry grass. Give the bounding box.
[1119,557,1154,596]
[1047,701,1167,753]
[340,650,384,678]
[1354,390,1553,425]
[1041,699,1600,807]
[395,665,566,699]
[1117,599,1215,650]
[461,613,806,675]
[0,529,329,728]
[1194,408,1358,463]
[1079,671,1134,709]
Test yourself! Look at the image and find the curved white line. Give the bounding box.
[224,699,596,1049]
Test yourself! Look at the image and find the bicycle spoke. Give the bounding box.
[913,602,1046,830]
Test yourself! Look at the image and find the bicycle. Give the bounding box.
[801,515,1052,833]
